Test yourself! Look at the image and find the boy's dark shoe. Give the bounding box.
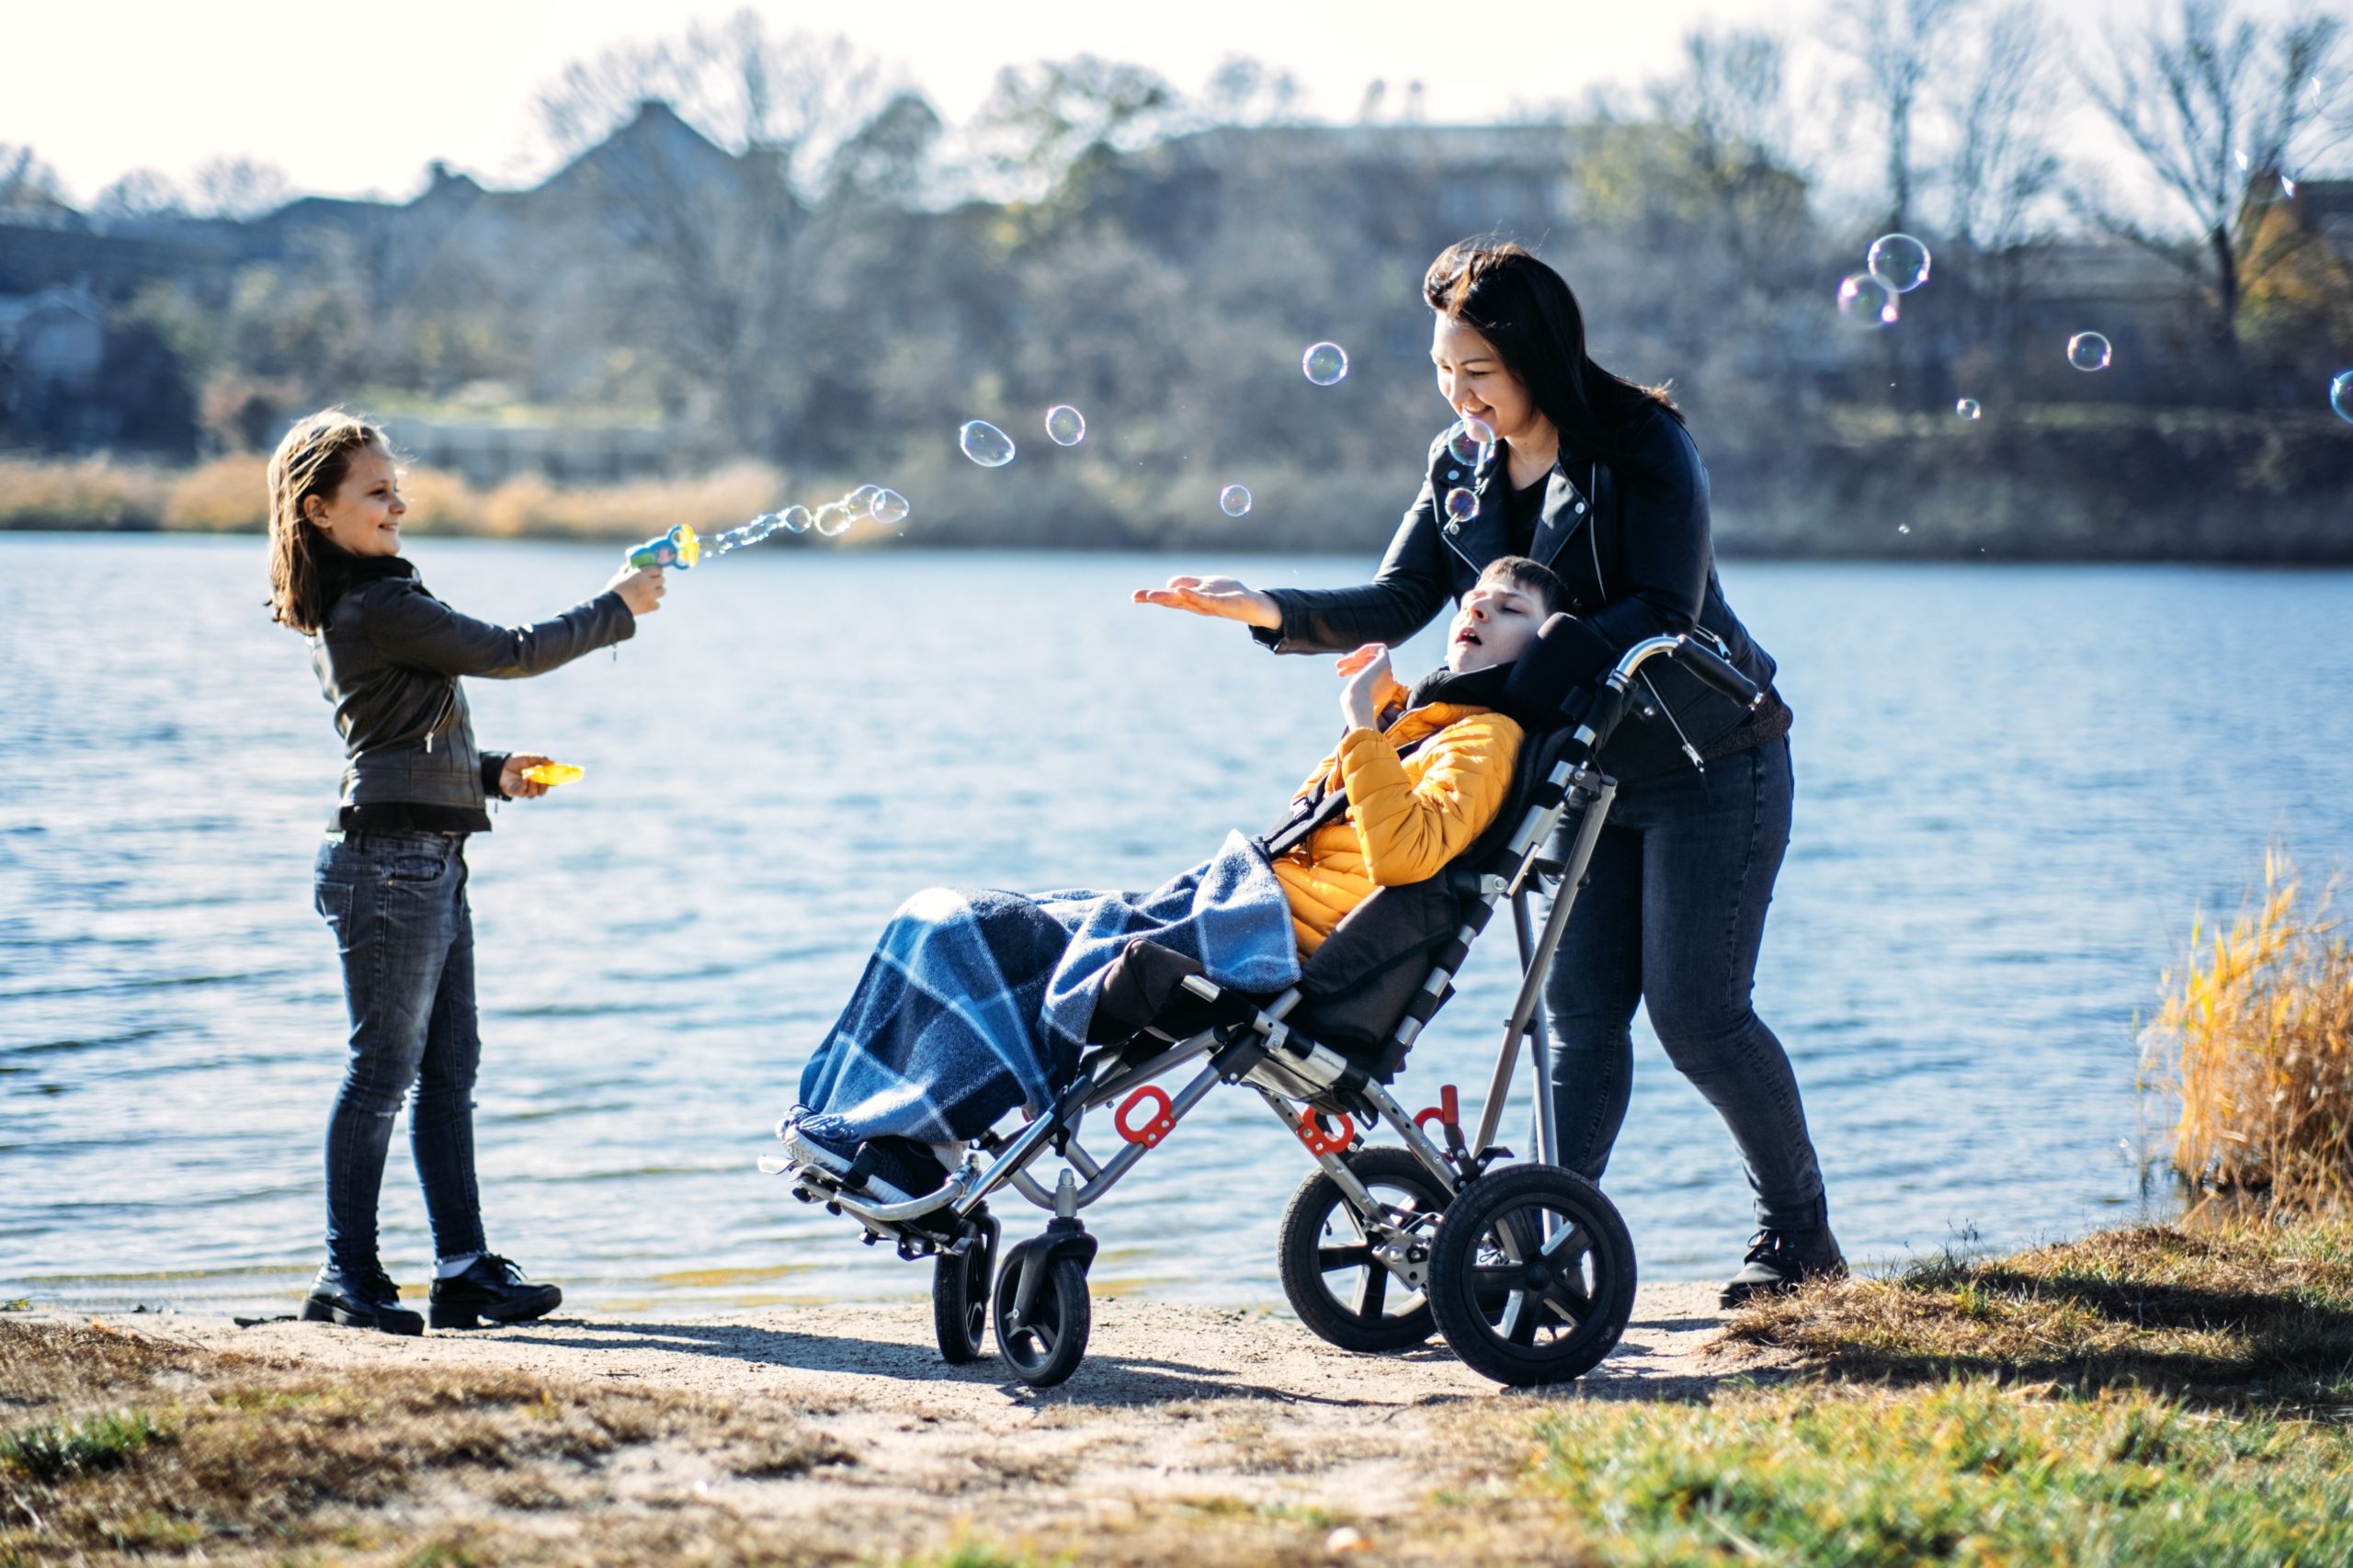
[301,1263,424,1335]
[782,1119,947,1207]
[428,1255,563,1330]
[1720,1226,1847,1308]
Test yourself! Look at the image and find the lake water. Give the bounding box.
[6,535,2352,1318]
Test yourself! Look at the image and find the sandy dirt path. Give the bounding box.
[107,1282,1779,1555]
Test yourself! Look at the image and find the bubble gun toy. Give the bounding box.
[626,524,700,570]
[518,762,585,788]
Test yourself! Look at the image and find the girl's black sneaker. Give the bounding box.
[301,1263,424,1335]
[427,1255,563,1329]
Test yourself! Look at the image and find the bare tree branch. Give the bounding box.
[2078,0,2346,342]
[1830,0,1973,233]
[1943,3,2063,253]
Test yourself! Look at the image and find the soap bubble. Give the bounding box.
[871,489,911,525]
[846,484,882,517]
[1442,487,1477,524]
[1955,399,1982,420]
[1044,404,1086,446]
[2331,370,2352,425]
[1219,484,1253,517]
[813,502,853,537]
[746,511,781,541]
[1866,233,1931,292]
[959,420,1015,467]
[2067,332,2112,372]
[1837,273,1899,328]
[1444,416,1495,466]
[1302,342,1349,386]
[779,505,813,535]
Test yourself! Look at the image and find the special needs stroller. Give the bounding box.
[763,617,1767,1388]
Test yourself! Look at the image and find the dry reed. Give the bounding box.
[1,455,788,541]
[2143,851,2353,1213]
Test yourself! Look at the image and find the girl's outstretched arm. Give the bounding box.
[361,566,661,679]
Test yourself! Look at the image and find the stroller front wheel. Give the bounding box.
[992,1250,1091,1388]
[1427,1163,1636,1388]
[933,1209,1000,1364]
[1277,1145,1450,1352]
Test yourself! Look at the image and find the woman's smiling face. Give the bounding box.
[1431,314,1543,445]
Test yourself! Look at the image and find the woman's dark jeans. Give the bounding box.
[1542,734,1828,1233]
[313,832,486,1277]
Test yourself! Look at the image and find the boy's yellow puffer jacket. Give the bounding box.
[1272,699,1523,956]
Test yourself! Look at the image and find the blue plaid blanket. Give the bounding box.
[790,832,1301,1147]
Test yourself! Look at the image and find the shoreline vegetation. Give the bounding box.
[6,398,2352,561]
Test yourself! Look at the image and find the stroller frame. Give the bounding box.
[768,631,1764,1386]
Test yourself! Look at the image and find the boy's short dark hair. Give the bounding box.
[1474,555,1565,618]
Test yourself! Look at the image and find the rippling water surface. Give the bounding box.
[6,536,2352,1316]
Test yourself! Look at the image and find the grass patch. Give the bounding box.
[0,1410,163,1482]
[1509,1381,2353,1567]
[0,1319,854,1565]
[1721,1214,2353,1404]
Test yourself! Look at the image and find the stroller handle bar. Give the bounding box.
[1569,633,1760,766]
[1668,635,1767,709]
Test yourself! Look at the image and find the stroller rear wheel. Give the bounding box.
[992,1250,1091,1388]
[932,1209,1000,1364]
[1427,1163,1636,1388]
[1278,1145,1450,1352]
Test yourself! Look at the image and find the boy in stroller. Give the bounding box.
[777,556,1564,1204]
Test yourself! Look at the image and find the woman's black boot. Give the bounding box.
[1719,1226,1847,1308]
[301,1263,425,1335]
[428,1255,563,1329]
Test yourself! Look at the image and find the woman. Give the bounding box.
[1135,242,1839,1304]
[267,410,665,1334]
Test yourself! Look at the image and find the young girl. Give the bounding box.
[267,410,665,1334]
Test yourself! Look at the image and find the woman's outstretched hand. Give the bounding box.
[1131,575,1280,631]
[1338,644,1400,733]
[605,564,665,617]
[500,754,555,800]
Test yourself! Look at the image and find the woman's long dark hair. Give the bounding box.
[1423,240,1682,465]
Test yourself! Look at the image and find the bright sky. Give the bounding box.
[5,0,2328,204]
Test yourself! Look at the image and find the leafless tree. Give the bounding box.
[189,157,291,220]
[93,169,188,221]
[529,18,921,449]
[1193,55,1305,129]
[1645,28,1814,278]
[2079,0,2347,343]
[964,56,1182,204]
[536,11,908,196]
[1942,3,2063,255]
[1830,0,1973,233]
[0,143,66,216]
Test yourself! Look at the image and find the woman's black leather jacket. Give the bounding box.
[308,551,635,830]
[1255,405,1777,783]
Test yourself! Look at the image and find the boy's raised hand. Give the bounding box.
[1338,644,1401,733]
